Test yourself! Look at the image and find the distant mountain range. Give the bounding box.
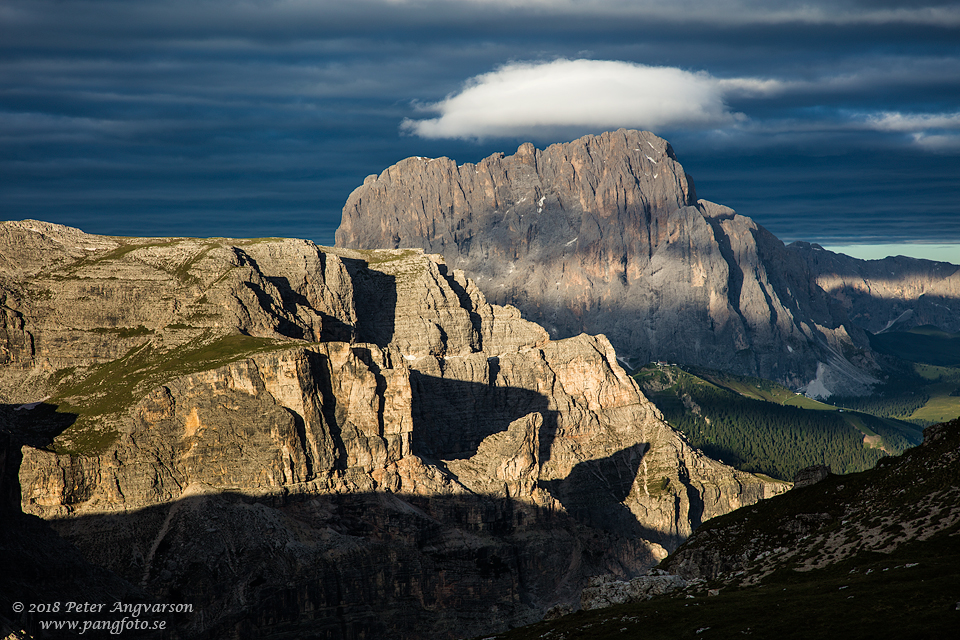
[336,129,960,398]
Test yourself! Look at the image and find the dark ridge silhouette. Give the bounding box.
[788,241,960,279]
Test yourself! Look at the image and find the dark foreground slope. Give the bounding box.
[337,129,960,398]
[480,417,960,640]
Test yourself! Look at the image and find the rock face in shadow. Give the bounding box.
[1,222,787,639]
[336,129,960,397]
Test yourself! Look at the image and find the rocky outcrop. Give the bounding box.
[579,572,687,610]
[336,129,960,397]
[792,464,831,488]
[2,221,787,639]
[0,220,357,404]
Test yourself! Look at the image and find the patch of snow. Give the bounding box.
[647,141,657,150]
[565,237,578,246]
[787,345,794,353]
[645,155,658,164]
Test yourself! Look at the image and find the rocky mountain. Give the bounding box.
[0,221,786,639]
[336,129,960,398]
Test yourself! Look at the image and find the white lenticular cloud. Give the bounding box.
[402,59,767,140]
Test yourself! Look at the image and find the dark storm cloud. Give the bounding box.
[2,0,959,250]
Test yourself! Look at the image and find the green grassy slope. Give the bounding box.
[47,333,293,455]
[830,361,960,426]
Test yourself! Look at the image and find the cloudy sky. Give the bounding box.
[3,0,960,261]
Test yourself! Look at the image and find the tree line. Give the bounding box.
[640,371,890,481]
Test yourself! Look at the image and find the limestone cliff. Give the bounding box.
[336,129,960,397]
[1,221,786,639]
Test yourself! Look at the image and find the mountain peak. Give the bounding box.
[336,130,960,397]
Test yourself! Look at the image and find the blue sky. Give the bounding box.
[2,0,959,261]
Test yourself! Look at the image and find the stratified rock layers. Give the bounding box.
[2,221,786,639]
[336,129,960,397]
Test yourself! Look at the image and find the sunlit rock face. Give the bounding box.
[336,129,960,398]
[2,222,786,639]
